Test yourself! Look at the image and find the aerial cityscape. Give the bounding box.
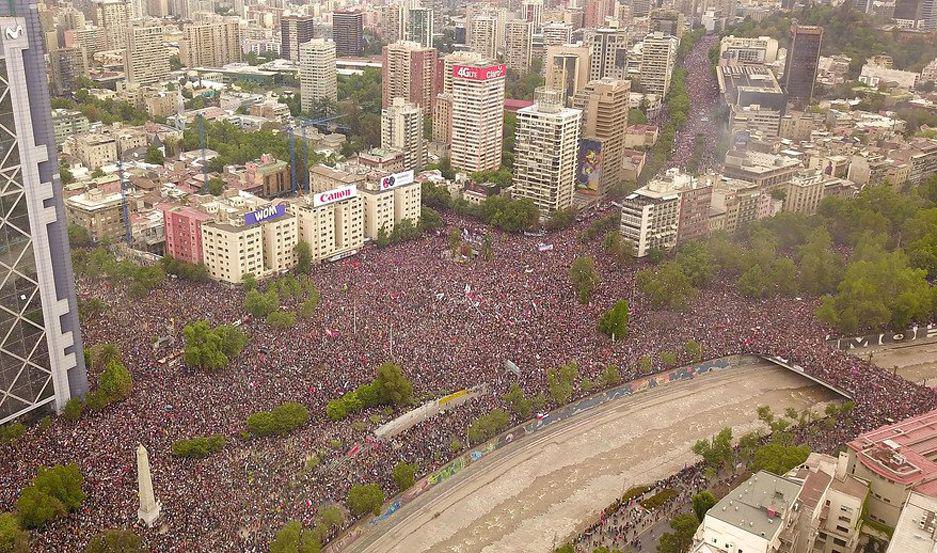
[0,0,936,550]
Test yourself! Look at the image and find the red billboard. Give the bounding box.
[452,64,507,81]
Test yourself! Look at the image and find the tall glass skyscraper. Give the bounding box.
[0,0,87,424]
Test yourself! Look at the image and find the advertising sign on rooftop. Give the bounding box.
[313,185,357,207]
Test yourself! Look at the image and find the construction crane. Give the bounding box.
[117,159,132,246]
[301,125,310,193]
[198,114,209,194]
[288,126,299,195]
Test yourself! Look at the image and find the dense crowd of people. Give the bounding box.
[668,34,722,173]
[0,206,931,552]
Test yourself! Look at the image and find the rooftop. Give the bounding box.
[847,408,937,491]
[706,471,802,541]
[887,491,937,553]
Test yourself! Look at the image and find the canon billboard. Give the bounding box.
[452,63,507,81]
[379,170,415,191]
[313,185,357,207]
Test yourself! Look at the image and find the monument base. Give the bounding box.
[138,501,162,528]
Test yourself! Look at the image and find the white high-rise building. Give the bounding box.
[125,25,169,85]
[504,19,532,73]
[512,89,582,213]
[381,98,427,171]
[468,14,498,59]
[640,32,678,96]
[541,22,573,46]
[583,27,629,81]
[92,0,129,51]
[450,61,506,173]
[299,39,337,113]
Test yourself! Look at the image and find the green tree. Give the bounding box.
[294,241,312,273]
[637,262,696,310]
[392,462,418,491]
[98,359,132,403]
[569,256,600,304]
[751,443,810,475]
[85,528,144,553]
[597,300,629,340]
[818,237,937,333]
[684,340,702,361]
[692,427,733,472]
[503,383,532,418]
[270,520,321,553]
[171,435,227,459]
[0,512,28,553]
[266,311,297,329]
[241,273,257,290]
[144,145,164,165]
[797,228,844,295]
[68,223,92,247]
[692,491,717,522]
[467,408,511,445]
[16,464,84,529]
[656,513,700,553]
[183,321,227,371]
[0,422,26,445]
[346,484,385,517]
[675,241,714,287]
[245,288,278,318]
[600,365,621,387]
[373,362,413,406]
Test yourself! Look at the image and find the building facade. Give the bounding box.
[572,78,630,194]
[512,89,582,213]
[280,15,314,63]
[782,24,823,107]
[0,5,88,424]
[381,98,426,171]
[381,41,438,115]
[450,61,506,173]
[333,10,363,57]
[125,24,169,86]
[299,39,338,112]
[179,18,242,68]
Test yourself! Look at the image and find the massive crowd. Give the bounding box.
[0,207,932,552]
[667,33,723,172]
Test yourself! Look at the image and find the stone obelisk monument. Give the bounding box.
[136,444,162,527]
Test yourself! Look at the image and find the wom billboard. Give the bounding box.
[576,139,603,192]
[244,204,286,226]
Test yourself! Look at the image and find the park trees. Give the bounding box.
[0,512,27,553]
[692,427,733,474]
[271,521,321,553]
[246,402,309,437]
[15,464,84,529]
[597,300,629,339]
[817,236,937,333]
[294,241,313,273]
[636,262,695,310]
[467,409,511,445]
[656,513,700,553]
[692,491,717,522]
[569,256,600,304]
[244,288,278,318]
[346,484,385,517]
[182,321,247,371]
[797,228,844,296]
[85,528,144,553]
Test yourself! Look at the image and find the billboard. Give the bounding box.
[576,139,603,191]
[244,203,286,226]
[452,63,507,81]
[379,170,415,191]
[313,185,357,207]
